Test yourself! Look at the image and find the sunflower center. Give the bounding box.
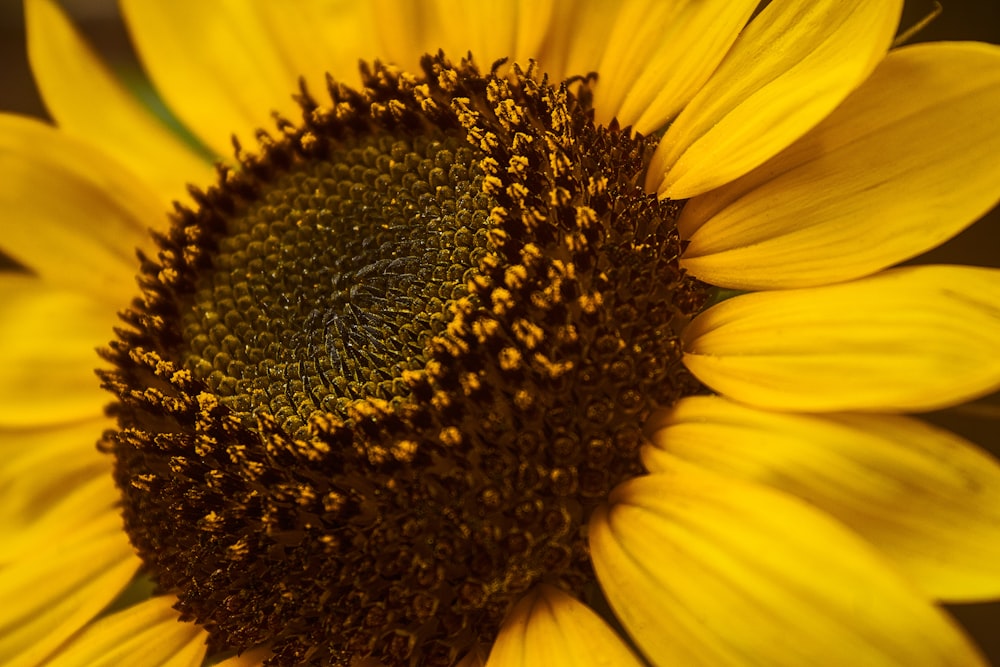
[101,56,707,666]
[181,130,490,438]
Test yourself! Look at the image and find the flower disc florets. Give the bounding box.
[100,54,706,666]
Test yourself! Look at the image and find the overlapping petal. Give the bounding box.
[485,584,644,667]
[0,115,162,302]
[42,595,207,667]
[679,42,1000,289]
[0,418,113,560]
[25,0,213,206]
[0,275,117,427]
[372,1,556,76]
[255,2,380,92]
[590,468,986,666]
[119,0,321,156]
[683,265,1000,412]
[591,0,757,134]
[645,396,1000,601]
[647,0,901,199]
[534,0,618,83]
[0,511,138,667]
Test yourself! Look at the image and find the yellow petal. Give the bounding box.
[2,471,120,565]
[25,0,213,206]
[430,1,556,70]
[591,0,757,135]
[645,396,1000,602]
[0,276,114,428]
[0,115,161,302]
[647,0,902,199]
[256,1,380,91]
[0,512,139,667]
[374,1,555,75]
[679,42,1000,289]
[43,595,206,667]
[534,0,620,82]
[485,584,645,667]
[683,265,1000,412]
[590,469,987,667]
[0,418,112,557]
[119,0,309,157]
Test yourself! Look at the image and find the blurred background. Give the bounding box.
[1,0,998,661]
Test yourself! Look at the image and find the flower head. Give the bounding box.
[3,1,1000,666]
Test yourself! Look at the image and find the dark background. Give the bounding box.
[1,0,998,661]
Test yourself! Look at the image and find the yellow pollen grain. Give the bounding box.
[132,473,155,492]
[564,231,587,252]
[587,175,608,196]
[487,227,509,247]
[479,131,500,152]
[514,389,534,410]
[392,439,419,463]
[512,318,544,349]
[512,132,533,151]
[530,290,552,311]
[460,372,482,395]
[507,155,529,176]
[504,265,528,289]
[549,186,571,207]
[439,427,462,447]
[437,68,459,91]
[578,292,604,314]
[481,156,501,175]
[472,318,499,342]
[300,131,318,151]
[483,175,504,195]
[507,182,530,204]
[491,287,515,315]
[323,492,346,513]
[431,390,452,411]
[489,206,509,225]
[499,347,522,371]
[533,353,574,379]
[228,538,250,558]
[575,205,598,228]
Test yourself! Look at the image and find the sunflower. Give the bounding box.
[4,0,1000,665]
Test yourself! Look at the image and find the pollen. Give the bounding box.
[99,55,707,666]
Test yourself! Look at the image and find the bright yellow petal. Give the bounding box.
[534,0,619,82]
[431,1,555,70]
[679,42,1000,289]
[43,595,206,667]
[0,512,139,667]
[645,396,1000,602]
[0,418,112,558]
[682,265,1000,412]
[256,1,380,91]
[485,584,645,667]
[25,0,213,206]
[119,0,309,157]
[590,468,987,667]
[647,0,902,199]
[0,115,161,302]
[0,276,115,428]
[373,1,555,75]
[370,0,444,74]
[591,0,757,135]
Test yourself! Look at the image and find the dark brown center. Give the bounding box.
[100,56,707,667]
